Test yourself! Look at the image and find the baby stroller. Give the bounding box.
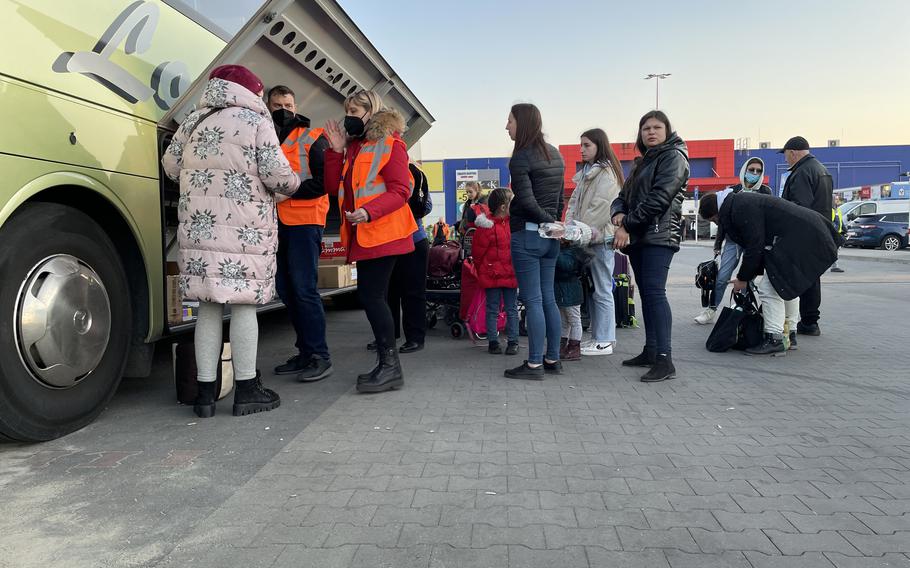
[426,228,505,340]
[426,230,470,337]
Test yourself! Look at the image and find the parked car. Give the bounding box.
[844,213,910,251]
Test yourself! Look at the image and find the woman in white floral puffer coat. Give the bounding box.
[162,65,299,419]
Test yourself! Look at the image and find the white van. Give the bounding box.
[840,200,910,223]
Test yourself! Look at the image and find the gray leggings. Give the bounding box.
[195,302,258,382]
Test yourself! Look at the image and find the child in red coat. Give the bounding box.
[472,187,520,355]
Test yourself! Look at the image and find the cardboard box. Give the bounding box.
[318,260,357,289]
[166,275,182,325]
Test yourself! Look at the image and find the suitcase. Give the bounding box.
[613,251,629,277]
[173,342,235,404]
[613,274,637,328]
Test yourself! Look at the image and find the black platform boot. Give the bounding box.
[357,348,404,393]
[193,380,217,418]
[232,372,281,416]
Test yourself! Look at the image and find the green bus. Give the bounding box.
[0,0,433,441]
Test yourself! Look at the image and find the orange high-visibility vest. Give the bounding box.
[277,126,329,226]
[339,135,417,249]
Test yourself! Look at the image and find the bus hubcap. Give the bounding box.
[15,255,112,389]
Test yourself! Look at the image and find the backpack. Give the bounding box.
[695,258,718,308]
[173,342,234,404]
[428,240,461,277]
[614,273,637,328]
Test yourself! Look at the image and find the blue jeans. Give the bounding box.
[628,245,675,355]
[588,242,616,343]
[511,230,561,364]
[486,287,519,345]
[711,240,742,308]
[276,224,329,360]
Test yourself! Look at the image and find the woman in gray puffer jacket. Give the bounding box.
[162,65,300,418]
[565,128,624,357]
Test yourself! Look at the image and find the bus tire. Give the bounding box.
[0,202,131,442]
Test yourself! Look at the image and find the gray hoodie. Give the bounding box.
[713,158,773,251]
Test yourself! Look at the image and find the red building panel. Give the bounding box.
[560,138,744,194]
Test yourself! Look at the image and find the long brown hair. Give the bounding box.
[580,128,624,185]
[511,103,550,162]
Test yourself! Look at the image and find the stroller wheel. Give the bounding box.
[450,322,466,339]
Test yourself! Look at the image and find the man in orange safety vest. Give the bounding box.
[268,85,333,382]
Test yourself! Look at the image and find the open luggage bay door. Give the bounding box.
[160,0,434,146]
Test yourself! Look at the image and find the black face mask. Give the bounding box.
[344,113,367,138]
[271,108,295,129]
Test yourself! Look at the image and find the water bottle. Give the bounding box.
[562,223,581,241]
[538,222,563,239]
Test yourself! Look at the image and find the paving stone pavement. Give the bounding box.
[1,249,909,568]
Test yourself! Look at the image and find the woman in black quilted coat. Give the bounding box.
[611,110,689,383]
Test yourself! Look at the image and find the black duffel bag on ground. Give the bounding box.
[706,287,763,353]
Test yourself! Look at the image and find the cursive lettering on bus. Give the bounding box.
[53,0,189,110]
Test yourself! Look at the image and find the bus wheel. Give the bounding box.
[0,203,131,442]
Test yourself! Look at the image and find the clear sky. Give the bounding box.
[337,0,910,160]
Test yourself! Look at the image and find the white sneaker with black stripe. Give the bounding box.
[580,342,613,356]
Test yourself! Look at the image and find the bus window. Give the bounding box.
[162,0,266,40]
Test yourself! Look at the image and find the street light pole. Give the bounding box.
[644,73,671,109]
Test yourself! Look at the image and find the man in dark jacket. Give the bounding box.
[268,85,334,381]
[780,136,833,336]
[694,157,773,325]
[698,191,839,355]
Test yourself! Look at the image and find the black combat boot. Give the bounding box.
[622,346,657,367]
[193,380,217,418]
[746,333,787,356]
[788,331,798,351]
[640,354,677,383]
[232,372,281,416]
[357,352,382,384]
[357,348,404,393]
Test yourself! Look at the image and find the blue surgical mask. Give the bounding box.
[745,172,761,185]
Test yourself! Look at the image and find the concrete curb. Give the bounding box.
[679,243,910,266]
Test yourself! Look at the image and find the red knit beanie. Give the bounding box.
[209,64,263,95]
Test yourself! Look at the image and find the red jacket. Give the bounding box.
[472,210,518,289]
[323,126,414,263]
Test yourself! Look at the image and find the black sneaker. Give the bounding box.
[505,342,519,356]
[504,361,544,380]
[488,342,503,355]
[788,331,798,351]
[274,354,309,375]
[297,356,333,382]
[746,333,787,356]
[796,322,820,336]
[543,360,563,375]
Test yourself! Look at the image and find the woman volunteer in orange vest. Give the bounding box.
[324,90,417,393]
